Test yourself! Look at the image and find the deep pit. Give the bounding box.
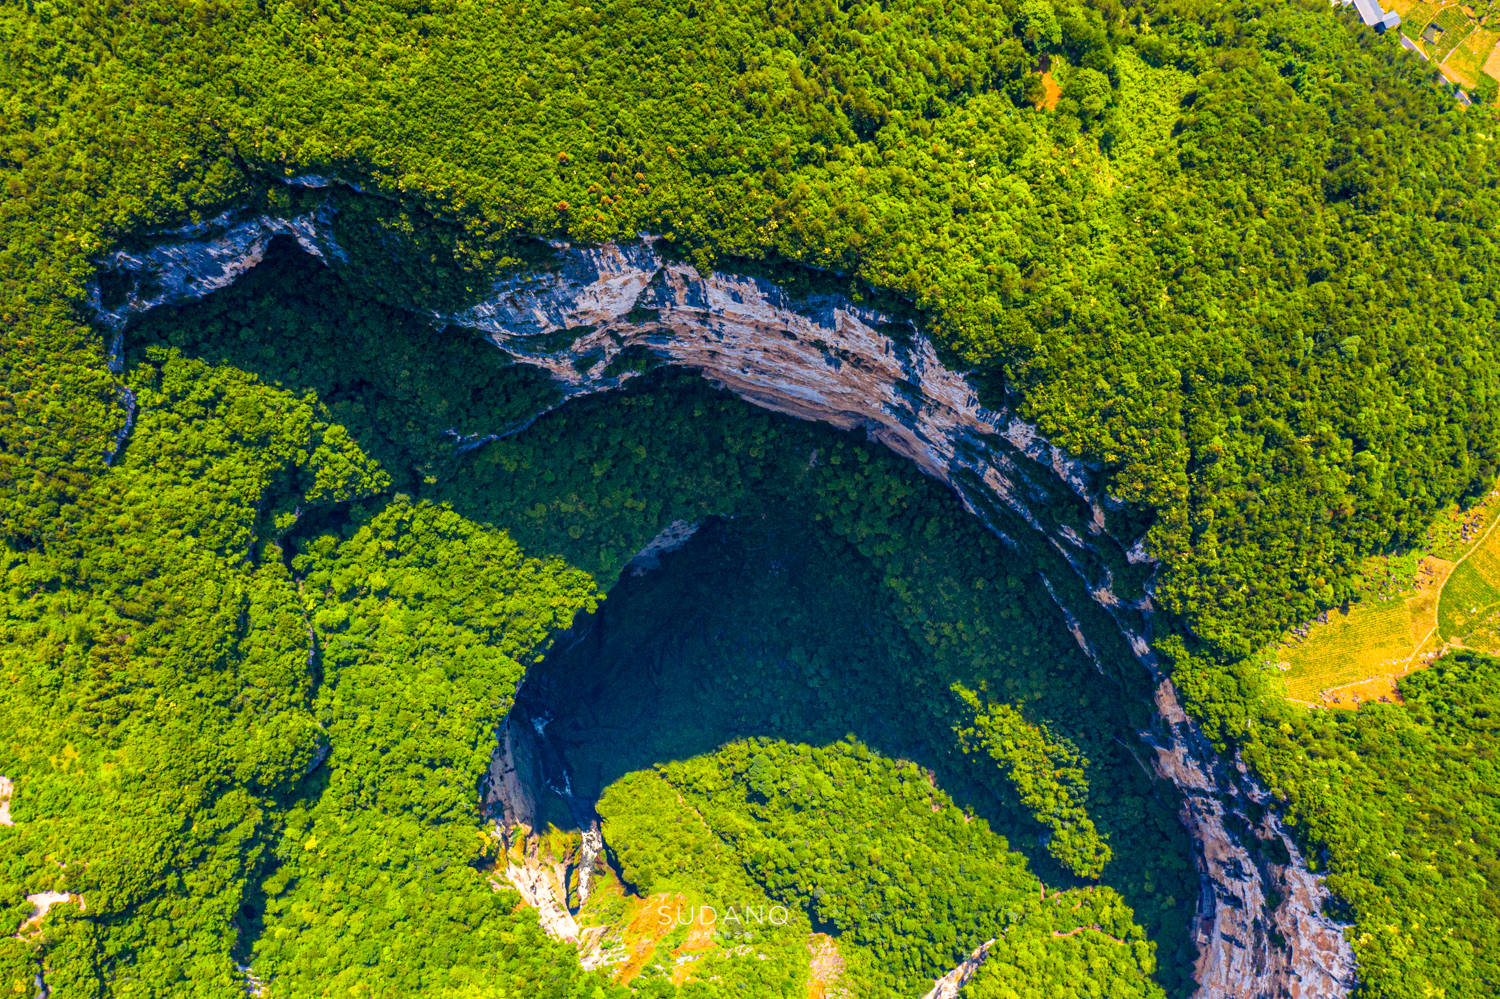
[93,202,1355,998]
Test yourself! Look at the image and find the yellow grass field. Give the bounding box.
[1381,0,1429,21]
[1442,26,1500,87]
[1275,560,1448,705]
[1272,488,1500,706]
[1484,35,1500,82]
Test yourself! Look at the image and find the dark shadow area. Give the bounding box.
[513,513,936,824]
[503,475,1199,995]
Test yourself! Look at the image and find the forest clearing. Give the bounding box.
[1276,487,1500,705]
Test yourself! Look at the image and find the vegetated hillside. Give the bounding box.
[4,2,1500,998]
[4,0,1497,656]
[0,346,610,995]
[599,739,1164,998]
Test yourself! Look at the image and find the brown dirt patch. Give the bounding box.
[18,892,82,936]
[669,905,719,985]
[808,934,849,999]
[1038,72,1062,110]
[1319,674,1408,708]
[614,893,684,983]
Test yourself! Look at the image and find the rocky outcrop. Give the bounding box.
[0,776,13,826]
[449,241,1131,603]
[235,961,266,998]
[625,520,702,576]
[496,829,584,944]
[1148,680,1357,999]
[91,206,1356,999]
[90,205,342,332]
[923,938,995,999]
[487,744,615,968]
[484,707,606,908]
[17,893,83,936]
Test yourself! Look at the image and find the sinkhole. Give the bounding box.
[109,228,1200,997]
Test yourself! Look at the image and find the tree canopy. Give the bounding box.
[5,1,1500,997]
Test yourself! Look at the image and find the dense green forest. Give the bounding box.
[952,685,1113,879]
[0,342,614,995]
[5,0,1500,997]
[7,0,1499,656]
[600,739,1162,997]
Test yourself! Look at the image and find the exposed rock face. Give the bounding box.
[0,776,13,826]
[18,892,83,936]
[625,519,702,576]
[484,715,542,830]
[90,206,342,332]
[1149,680,1357,999]
[91,206,1356,999]
[451,242,1123,581]
[484,714,615,967]
[923,938,995,999]
[235,961,267,998]
[498,834,583,943]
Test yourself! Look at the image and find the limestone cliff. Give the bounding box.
[923,939,995,999]
[91,200,1356,999]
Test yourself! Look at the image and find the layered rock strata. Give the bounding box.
[91,204,1356,999]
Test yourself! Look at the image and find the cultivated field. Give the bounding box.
[1444,26,1500,88]
[1392,0,1500,91]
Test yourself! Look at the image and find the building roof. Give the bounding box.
[1351,0,1385,27]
